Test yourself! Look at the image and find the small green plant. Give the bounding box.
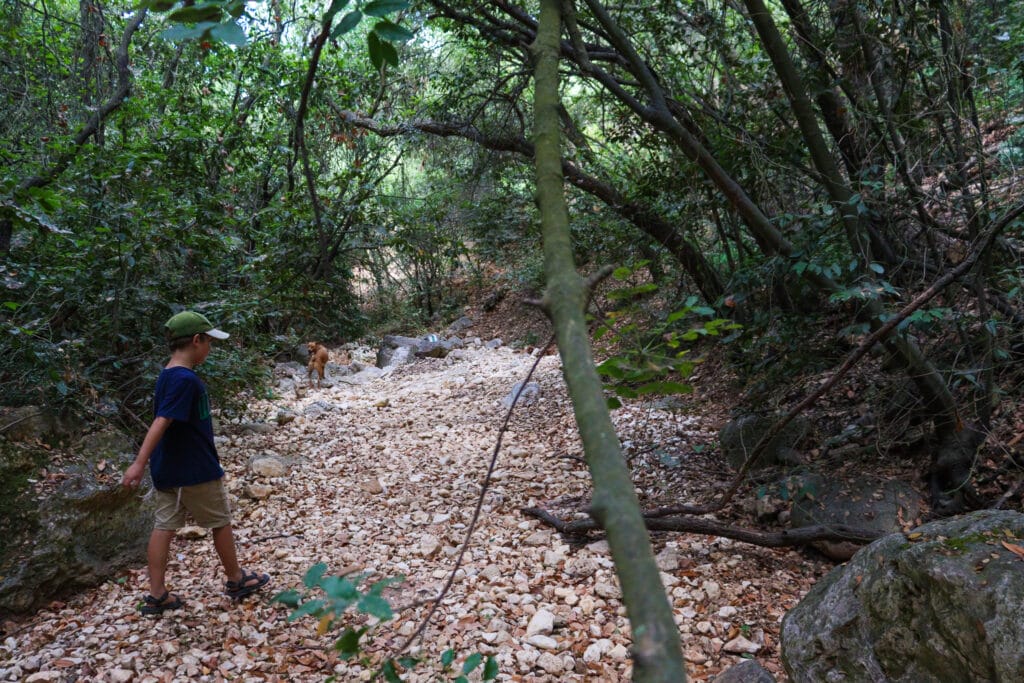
[274,563,498,682]
[594,264,740,408]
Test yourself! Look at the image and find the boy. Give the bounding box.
[122,310,269,615]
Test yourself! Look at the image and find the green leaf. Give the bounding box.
[483,655,499,680]
[636,381,693,396]
[614,386,638,399]
[271,589,301,607]
[367,31,385,69]
[382,660,401,683]
[372,19,413,43]
[596,358,625,379]
[168,3,223,23]
[325,0,350,22]
[160,21,217,41]
[331,10,362,37]
[606,396,622,409]
[357,593,393,620]
[440,649,456,668]
[26,186,61,212]
[666,308,692,324]
[303,562,328,588]
[211,20,247,46]
[145,0,176,12]
[287,598,325,622]
[363,0,409,17]
[379,37,399,66]
[320,576,359,601]
[462,652,483,673]
[334,627,366,658]
[869,262,885,274]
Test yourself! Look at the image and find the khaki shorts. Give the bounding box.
[153,478,232,530]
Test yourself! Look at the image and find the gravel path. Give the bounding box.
[1,343,829,682]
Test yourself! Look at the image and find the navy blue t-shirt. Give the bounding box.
[150,366,224,490]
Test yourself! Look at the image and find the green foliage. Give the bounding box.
[595,263,739,409]
[273,563,498,681]
[148,0,414,71]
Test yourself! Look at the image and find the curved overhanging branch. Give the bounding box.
[24,7,148,191]
[335,111,725,302]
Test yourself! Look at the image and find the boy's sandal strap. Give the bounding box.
[141,591,184,615]
[144,590,169,605]
[225,570,270,598]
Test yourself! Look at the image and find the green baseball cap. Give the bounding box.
[165,311,230,340]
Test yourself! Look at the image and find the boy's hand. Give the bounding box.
[122,462,146,488]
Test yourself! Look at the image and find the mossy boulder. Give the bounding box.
[0,428,152,614]
[782,510,1024,682]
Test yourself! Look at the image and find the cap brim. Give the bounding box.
[207,328,230,340]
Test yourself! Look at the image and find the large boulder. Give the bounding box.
[0,428,152,614]
[720,414,808,470]
[782,510,1024,682]
[789,476,922,561]
[376,334,463,368]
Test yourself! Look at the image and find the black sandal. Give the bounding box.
[225,570,270,600]
[140,591,184,615]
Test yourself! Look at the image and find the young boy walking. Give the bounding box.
[122,310,269,615]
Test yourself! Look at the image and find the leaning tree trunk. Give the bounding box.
[531,1,686,680]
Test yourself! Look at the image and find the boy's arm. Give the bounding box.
[122,416,173,487]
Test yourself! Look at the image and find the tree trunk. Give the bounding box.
[531,1,686,680]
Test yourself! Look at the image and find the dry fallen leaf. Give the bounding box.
[1000,541,1024,560]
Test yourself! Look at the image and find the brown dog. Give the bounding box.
[306,342,330,388]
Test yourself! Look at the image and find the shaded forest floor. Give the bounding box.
[0,313,835,681]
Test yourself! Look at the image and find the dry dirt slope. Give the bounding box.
[0,342,829,682]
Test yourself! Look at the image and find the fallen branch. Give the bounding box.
[522,506,886,548]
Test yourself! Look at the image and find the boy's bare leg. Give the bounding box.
[212,525,244,584]
[147,529,176,599]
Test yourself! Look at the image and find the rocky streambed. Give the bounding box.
[1,342,828,681]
